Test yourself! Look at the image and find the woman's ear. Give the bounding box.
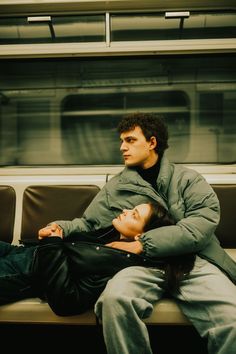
[134,234,141,241]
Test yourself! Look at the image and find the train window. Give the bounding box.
[1,11,235,45]
[0,15,105,44]
[111,11,236,41]
[61,91,189,164]
[0,54,235,166]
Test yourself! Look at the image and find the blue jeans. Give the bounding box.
[95,256,236,354]
[0,241,36,304]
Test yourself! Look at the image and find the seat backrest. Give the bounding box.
[21,185,100,242]
[0,185,16,243]
[212,184,236,248]
[20,183,235,247]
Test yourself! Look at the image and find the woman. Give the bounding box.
[0,202,159,309]
[34,201,195,316]
[0,202,195,315]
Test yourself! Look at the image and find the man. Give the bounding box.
[39,113,236,354]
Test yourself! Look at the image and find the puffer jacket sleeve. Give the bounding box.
[140,172,220,258]
[32,237,104,316]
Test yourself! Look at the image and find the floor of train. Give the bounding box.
[1,324,207,353]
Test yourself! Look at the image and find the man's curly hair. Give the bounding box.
[117,112,169,159]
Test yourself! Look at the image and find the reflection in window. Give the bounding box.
[111,12,236,41]
[0,55,235,165]
[0,15,105,44]
[61,91,189,164]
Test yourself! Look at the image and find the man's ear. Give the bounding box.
[149,136,157,150]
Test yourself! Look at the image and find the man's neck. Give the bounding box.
[136,157,160,189]
[141,153,159,169]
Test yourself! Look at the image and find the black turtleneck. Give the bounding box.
[135,160,160,190]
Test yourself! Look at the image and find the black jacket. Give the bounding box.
[31,229,163,316]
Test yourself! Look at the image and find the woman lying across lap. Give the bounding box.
[35,202,195,316]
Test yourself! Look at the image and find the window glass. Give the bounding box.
[0,55,235,165]
[0,15,105,44]
[61,91,189,164]
[111,12,236,41]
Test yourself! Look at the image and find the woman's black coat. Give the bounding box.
[31,229,162,316]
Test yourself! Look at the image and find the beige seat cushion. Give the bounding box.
[0,298,97,324]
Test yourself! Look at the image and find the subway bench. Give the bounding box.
[0,184,235,326]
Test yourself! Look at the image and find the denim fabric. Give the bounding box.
[95,256,236,354]
[0,241,36,304]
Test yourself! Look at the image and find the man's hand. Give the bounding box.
[38,223,63,239]
[105,240,143,254]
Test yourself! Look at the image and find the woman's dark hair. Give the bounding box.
[118,113,169,159]
[143,201,195,293]
[144,201,175,232]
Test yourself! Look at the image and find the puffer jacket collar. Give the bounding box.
[116,154,173,207]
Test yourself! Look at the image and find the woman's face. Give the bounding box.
[112,203,152,239]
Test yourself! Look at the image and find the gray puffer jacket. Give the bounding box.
[56,155,236,284]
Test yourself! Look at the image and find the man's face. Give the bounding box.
[120,126,157,169]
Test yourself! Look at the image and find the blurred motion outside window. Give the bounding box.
[0,55,235,165]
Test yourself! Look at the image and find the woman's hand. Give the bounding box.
[38,223,63,239]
